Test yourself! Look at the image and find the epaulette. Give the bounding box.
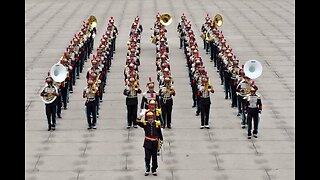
[137,120,147,125]
[155,120,161,128]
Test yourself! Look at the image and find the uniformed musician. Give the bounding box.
[83,79,98,129]
[40,76,58,131]
[198,76,214,129]
[244,88,262,139]
[123,77,142,128]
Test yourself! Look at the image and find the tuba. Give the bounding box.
[213,14,223,27]
[160,13,172,26]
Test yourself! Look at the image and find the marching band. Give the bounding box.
[39,12,264,175]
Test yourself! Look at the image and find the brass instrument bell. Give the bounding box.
[213,14,223,27]
[160,13,172,26]
[88,15,97,28]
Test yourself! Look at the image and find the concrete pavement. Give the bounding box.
[25,0,295,179]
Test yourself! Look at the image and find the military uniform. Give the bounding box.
[198,77,215,129]
[83,82,98,129]
[136,112,163,176]
[159,82,175,128]
[123,81,142,128]
[244,89,262,139]
[40,77,58,131]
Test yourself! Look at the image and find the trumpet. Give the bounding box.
[89,82,99,94]
[204,81,214,93]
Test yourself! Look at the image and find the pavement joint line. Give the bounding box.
[251,140,259,154]
[265,168,272,180]
[171,169,174,180]
[82,142,88,156]
[76,170,80,180]
[26,0,85,81]
[116,0,128,29]
[25,0,42,13]
[33,155,41,172]
[25,1,56,27]
[207,129,213,141]
[284,128,294,141]
[214,154,220,169]
[26,0,70,44]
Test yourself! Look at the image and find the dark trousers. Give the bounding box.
[45,103,56,127]
[191,85,197,106]
[127,104,138,126]
[200,98,210,126]
[179,38,183,49]
[56,96,62,116]
[247,108,260,136]
[196,95,200,114]
[61,86,68,108]
[86,101,97,126]
[145,144,158,172]
[241,100,247,126]
[161,98,173,127]
[237,95,243,113]
[230,81,237,107]
[224,77,231,98]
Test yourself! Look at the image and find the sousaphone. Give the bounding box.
[244,59,262,79]
[50,63,68,83]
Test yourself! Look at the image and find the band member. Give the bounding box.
[198,76,215,129]
[83,79,98,129]
[140,79,159,110]
[146,99,162,123]
[177,14,186,49]
[123,77,142,128]
[136,111,163,176]
[236,75,252,128]
[40,76,58,131]
[159,77,175,128]
[244,88,262,139]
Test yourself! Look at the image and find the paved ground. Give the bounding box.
[25,0,295,179]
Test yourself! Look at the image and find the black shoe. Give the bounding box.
[64,107,67,110]
[205,125,210,129]
[152,172,157,176]
[196,113,199,116]
[167,126,171,129]
[92,125,97,129]
[192,104,196,108]
[200,126,204,129]
[253,134,258,138]
[237,113,241,116]
[248,136,251,139]
[87,126,92,130]
[48,127,51,131]
[57,114,61,118]
[145,172,149,176]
